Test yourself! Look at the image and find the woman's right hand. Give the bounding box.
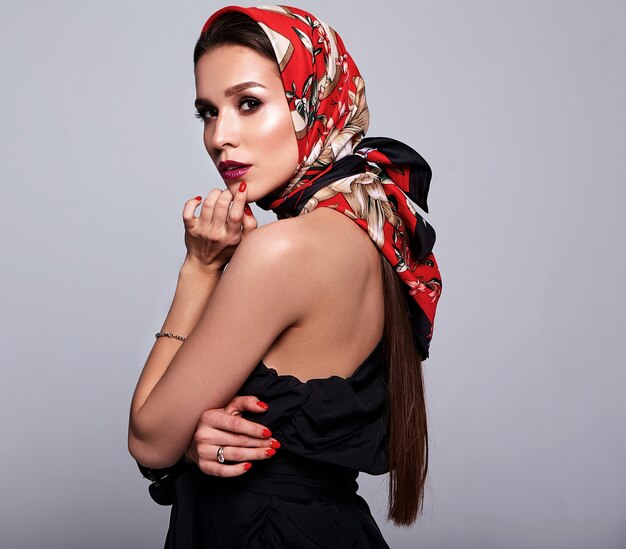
[185,395,281,477]
[182,182,258,273]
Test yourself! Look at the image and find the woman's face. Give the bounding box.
[194,45,299,202]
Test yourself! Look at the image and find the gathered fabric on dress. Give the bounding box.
[159,337,389,548]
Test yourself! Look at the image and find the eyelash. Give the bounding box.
[194,97,262,121]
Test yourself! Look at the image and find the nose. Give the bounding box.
[208,109,240,152]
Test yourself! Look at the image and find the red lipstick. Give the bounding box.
[219,160,251,180]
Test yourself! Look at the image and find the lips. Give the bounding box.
[218,160,251,180]
[218,160,249,172]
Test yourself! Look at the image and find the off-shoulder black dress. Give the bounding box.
[138,336,390,548]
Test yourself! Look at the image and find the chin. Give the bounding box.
[246,188,265,203]
[223,180,239,191]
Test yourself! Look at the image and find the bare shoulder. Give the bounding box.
[222,215,321,320]
[243,207,385,381]
[223,207,383,347]
[230,214,314,271]
[237,207,381,281]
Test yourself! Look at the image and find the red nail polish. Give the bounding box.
[239,181,247,192]
[244,204,253,215]
[256,401,269,410]
[270,439,281,449]
[195,196,202,201]
[243,462,252,471]
[265,448,276,457]
[262,428,272,438]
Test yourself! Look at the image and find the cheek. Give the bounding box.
[256,106,295,151]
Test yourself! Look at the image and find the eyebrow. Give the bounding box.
[195,81,267,108]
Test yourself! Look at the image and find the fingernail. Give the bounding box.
[244,204,253,215]
[239,181,247,192]
[262,428,272,438]
[265,448,276,457]
[195,195,202,201]
[243,462,252,471]
[256,401,269,409]
[270,439,281,449]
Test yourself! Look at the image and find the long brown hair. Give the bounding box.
[194,12,428,526]
[379,248,428,525]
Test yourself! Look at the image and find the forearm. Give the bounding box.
[128,256,222,463]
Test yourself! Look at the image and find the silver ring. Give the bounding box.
[216,446,225,464]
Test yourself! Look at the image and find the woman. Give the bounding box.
[129,5,442,547]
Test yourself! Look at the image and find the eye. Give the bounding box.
[240,97,262,112]
[194,107,217,122]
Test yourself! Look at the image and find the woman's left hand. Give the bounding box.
[185,395,280,477]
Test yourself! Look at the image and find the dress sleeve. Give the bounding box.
[135,457,188,506]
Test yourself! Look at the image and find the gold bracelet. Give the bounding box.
[155,332,187,342]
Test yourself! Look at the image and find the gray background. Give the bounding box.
[1,0,625,547]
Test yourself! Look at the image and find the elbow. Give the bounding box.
[128,424,182,470]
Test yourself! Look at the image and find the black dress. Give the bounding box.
[139,336,390,548]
